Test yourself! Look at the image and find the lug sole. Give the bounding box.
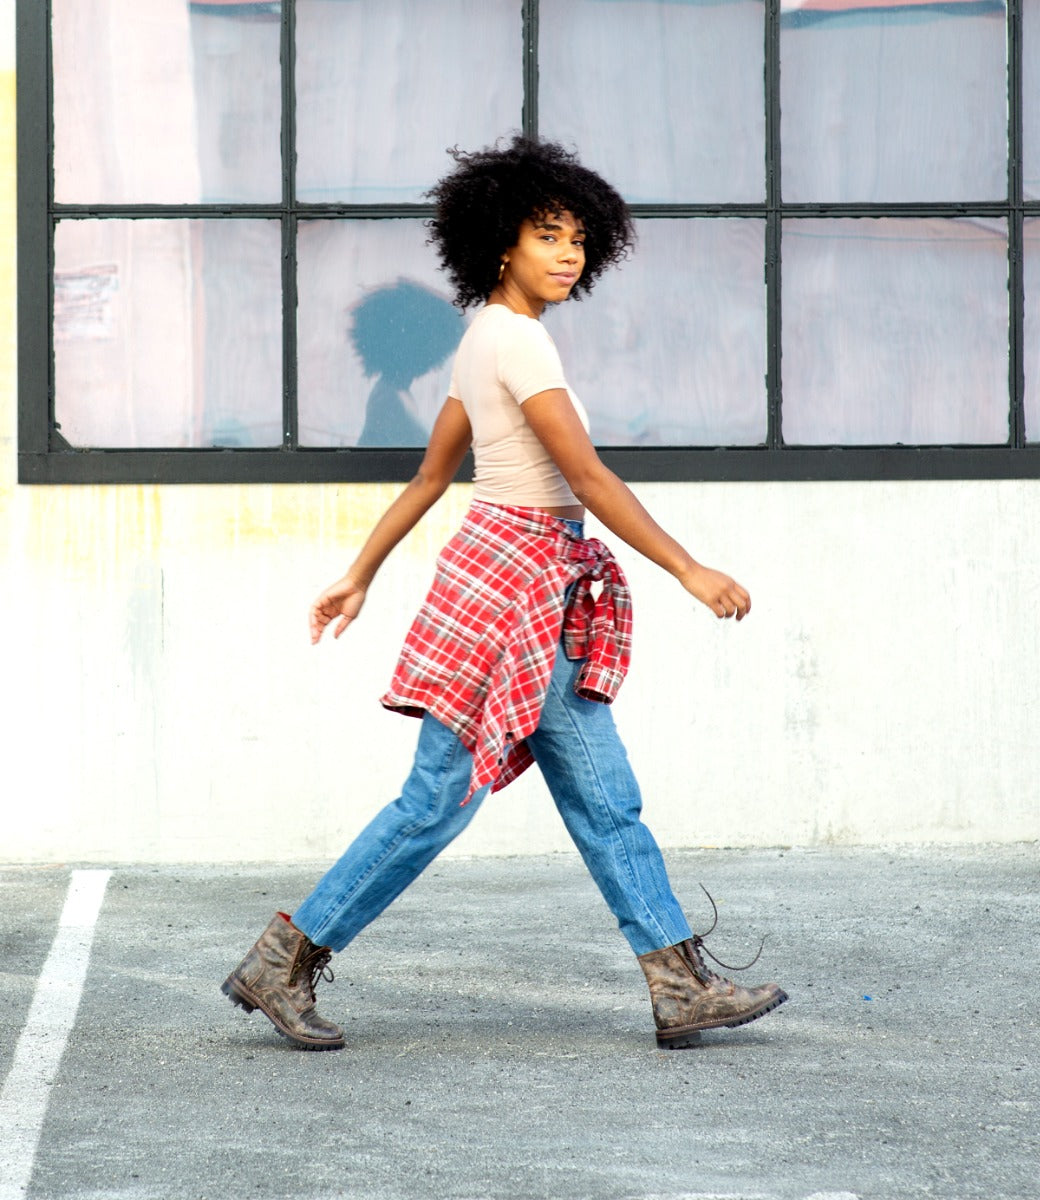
[655,988,789,1050]
[221,976,346,1051]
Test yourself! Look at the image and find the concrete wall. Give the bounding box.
[2,6,1037,862]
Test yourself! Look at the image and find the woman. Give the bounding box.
[222,137,787,1051]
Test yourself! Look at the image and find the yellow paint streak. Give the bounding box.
[12,478,473,581]
[178,480,474,558]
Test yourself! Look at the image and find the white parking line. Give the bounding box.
[637,1191,860,1199]
[637,1193,772,1199]
[0,870,111,1200]
[637,1194,860,1200]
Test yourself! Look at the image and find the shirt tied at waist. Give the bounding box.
[381,501,633,801]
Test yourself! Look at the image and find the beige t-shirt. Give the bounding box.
[448,305,590,508]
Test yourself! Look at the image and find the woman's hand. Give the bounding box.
[680,563,751,621]
[309,575,368,644]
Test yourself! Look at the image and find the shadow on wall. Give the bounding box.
[350,279,464,448]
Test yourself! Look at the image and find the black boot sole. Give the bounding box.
[655,988,789,1049]
[221,976,346,1051]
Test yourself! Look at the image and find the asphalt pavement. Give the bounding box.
[1,845,1037,1200]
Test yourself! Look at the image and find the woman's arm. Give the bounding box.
[309,397,473,643]
[521,388,750,620]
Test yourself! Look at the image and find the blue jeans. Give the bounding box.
[293,637,693,958]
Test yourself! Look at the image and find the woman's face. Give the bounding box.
[499,210,585,316]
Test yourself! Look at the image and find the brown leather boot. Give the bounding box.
[638,936,788,1049]
[222,912,345,1050]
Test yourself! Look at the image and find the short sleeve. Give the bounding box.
[448,359,460,400]
[496,316,569,404]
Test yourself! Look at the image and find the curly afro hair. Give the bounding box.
[426,135,634,310]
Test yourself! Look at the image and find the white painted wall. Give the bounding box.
[2,2,1037,862]
[2,469,1038,863]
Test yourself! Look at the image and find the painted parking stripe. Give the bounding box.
[635,1192,860,1199]
[0,870,111,1200]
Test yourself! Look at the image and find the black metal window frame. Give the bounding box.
[16,0,1040,484]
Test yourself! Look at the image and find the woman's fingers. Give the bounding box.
[309,594,338,643]
[716,585,751,620]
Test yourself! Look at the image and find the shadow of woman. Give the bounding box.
[351,279,464,447]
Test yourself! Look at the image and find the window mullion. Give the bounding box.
[282,0,298,449]
[766,0,782,450]
[522,0,539,138]
[17,0,52,456]
[283,213,299,450]
[1009,0,1025,447]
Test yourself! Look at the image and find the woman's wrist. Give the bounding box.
[343,566,373,591]
[674,557,703,589]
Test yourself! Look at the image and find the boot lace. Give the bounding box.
[684,884,764,982]
[293,945,335,1002]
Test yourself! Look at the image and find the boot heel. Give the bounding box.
[656,1029,702,1050]
[221,977,256,1013]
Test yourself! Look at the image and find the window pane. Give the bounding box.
[540,0,765,204]
[297,221,464,447]
[781,1,1007,202]
[782,218,1009,445]
[1025,0,1040,200]
[54,220,282,447]
[298,219,765,449]
[53,0,282,204]
[545,219,767,445]
[1025,219,1040,441]
[296,0,523,203]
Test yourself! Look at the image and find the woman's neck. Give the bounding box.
[487,284,543,319]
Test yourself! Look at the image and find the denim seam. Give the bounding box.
[538,666,676,952]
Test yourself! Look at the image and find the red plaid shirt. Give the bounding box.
[381,501,633,801]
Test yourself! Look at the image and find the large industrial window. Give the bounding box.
[16,0,1040,483]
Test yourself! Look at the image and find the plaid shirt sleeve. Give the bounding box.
[380,502,632,803]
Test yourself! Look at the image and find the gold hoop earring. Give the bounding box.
[498,260,507,282]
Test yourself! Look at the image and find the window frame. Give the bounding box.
[16,0,1040,484]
